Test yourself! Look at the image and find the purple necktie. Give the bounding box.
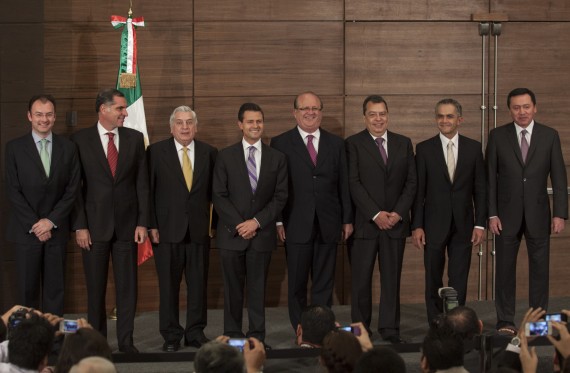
[247,146,258,193]
[307,135,317,166]
[520,129,529,163]
[375,137,388,165]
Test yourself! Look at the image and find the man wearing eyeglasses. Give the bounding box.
[5,94,81,316]
[271,91,353,331]
[345,95,416,344]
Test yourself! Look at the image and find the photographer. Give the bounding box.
[194,336,265,373]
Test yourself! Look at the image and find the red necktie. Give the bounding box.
[307,135,317,166]
[107,132,118,177]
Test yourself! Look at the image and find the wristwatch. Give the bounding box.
[510,336,521,347]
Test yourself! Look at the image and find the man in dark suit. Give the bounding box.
[487,87,567,334]
[71,88,149,353]
[412,98,486,324]
[270,91,353,331]
[345,95,416,344]
[148,106,217,352]
[213,103,287,346]
[5,94,80,316]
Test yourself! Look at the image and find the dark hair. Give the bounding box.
[95,88,125,113]
[54,328,113,373]
[293,91,323,110]
[507,88,536,108]
[443,306,480,341]
[362,95,388,115]
[435,98,463,117]
[300,305,336,346]
[320,330,363,373]
[238,103,264,122]
[194,341,245,373]
[0,317,6,342]
[8,313,54,370]
[354,346,406,373]
[28,94,57,112]
[422,325,464,371]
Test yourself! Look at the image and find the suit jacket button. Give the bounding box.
[523,178,527,182]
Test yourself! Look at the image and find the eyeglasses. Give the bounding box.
[297,107,322,112]
[32,112,55,119]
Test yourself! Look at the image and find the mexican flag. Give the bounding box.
[111,13,153,265]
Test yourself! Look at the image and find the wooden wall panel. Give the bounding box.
[346,22,482,95]
[346,0,488,21]
[195,0,343,21]
[194,22,344,97]
[491,0,570,21]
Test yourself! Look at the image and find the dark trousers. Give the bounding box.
[424,220,473,324]
[495,219,549,328]
[82,238,137,348]
[350,233,405,337]
[285,225,338,330]
[15,241,66,316]
[153,239,209,343]
[219,247,272,342]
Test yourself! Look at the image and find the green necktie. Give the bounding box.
[40,138,50,176]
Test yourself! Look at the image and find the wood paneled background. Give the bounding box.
[1,0,569,315]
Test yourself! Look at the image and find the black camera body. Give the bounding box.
[7,308,28,338]
[438,287,459,314]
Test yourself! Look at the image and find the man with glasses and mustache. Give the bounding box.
[271,92,353,332]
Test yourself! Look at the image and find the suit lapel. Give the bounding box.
[48,133,63,180]
[432,135,452,184]
[360,130,386,170]
[256,143,272,193]
[87,126,114,179]
[289,128,315,168]
[192,140,208,191]
[24,134,48,179]
[525,122,541,165]
[386,131,401,172]
[506,123,525,167]
[234,142,253,196]
[164,138,188,190]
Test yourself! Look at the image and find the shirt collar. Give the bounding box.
[97,122,119,137]
[174,138,194,152]
[297,126,320,141]
[31,131,53,143]
[439,132,459,146]
[514,120,534,136]
[368,130,387,143]
[242,139,262,152]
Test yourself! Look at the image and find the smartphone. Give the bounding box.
[339,325,362,336]
[228,338,248,351]
[525,321,552,336]
[59,319,79,334]
[545,313,568,323]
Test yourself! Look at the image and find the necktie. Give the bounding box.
[520,129,529,163]
[447,141,456,181]
[247,146,258,193]
[182,147,193,191]
[40,138,50,176]
[306,135,317,166]
[106,132,118,177]
[375,137,388,165]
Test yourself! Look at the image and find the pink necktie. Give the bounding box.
[307,135,317,166]
[107,132,118,177]
[375,137,388,165]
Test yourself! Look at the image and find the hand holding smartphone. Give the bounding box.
[59,319,79,334]
[525,320,552,337]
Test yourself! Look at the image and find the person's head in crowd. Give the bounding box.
[0,317,6,342]
[320,330,363,373]
[54,328,112,373]
[296,304,336,347]
[421,325,465,373]
[354,346,406,373]
[443,306,483,341]
[194,340,245,373]
[69,356,116,373]
[8,313,54,372]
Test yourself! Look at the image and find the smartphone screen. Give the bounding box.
[339,326,362,336]
[546,313,568,322]
[526,321,550,336]
[60,320,79,334]
[228,338,248,351]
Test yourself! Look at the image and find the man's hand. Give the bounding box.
[518,307,546,339]
[388,212,401,226]
[38,231,52,242]
[277,225,286,242]
[412,228,426,250]
[244,337,266,373]
[342,223,354,241]
[1,305,29,326]
[149,229,160,244]
[471,228,485,246]
[489,217,502,235]
[76,229,92,250]
[552,217,565,234]
[548,317,570,359]
[237,219,259,240]
[134,226,147,244]
[31,218,54,237]
[374,211,394,230]
[519,332,538,373]
[351,322,373,351]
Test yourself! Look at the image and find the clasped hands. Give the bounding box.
[237,219,259,240]
[374,211,400,230]
[31,218,54,242]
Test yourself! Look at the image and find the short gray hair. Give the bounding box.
[194,341,245,373]
[169,105,198,128]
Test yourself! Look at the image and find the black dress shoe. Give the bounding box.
[162,341,180,352]
[184,336,210,348]
[383,335,407,344]
[119,345,140,354]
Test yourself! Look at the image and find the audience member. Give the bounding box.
[54,328,112,373]
[421,325,466,373]
[442,306,484,372]
[354,346,406,373]
[68,357,116,373]
[194,336,265,373]
[296,305,336,348]
[320,330,363,373]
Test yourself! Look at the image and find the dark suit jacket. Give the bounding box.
[346,130,416,239]
[412,134,486,244]
[5,132,81,244]
[71,125,150,242]
[213,141,287,252]
[486,122,568,237]
[148,138,217,245]
[270,127,352,244]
